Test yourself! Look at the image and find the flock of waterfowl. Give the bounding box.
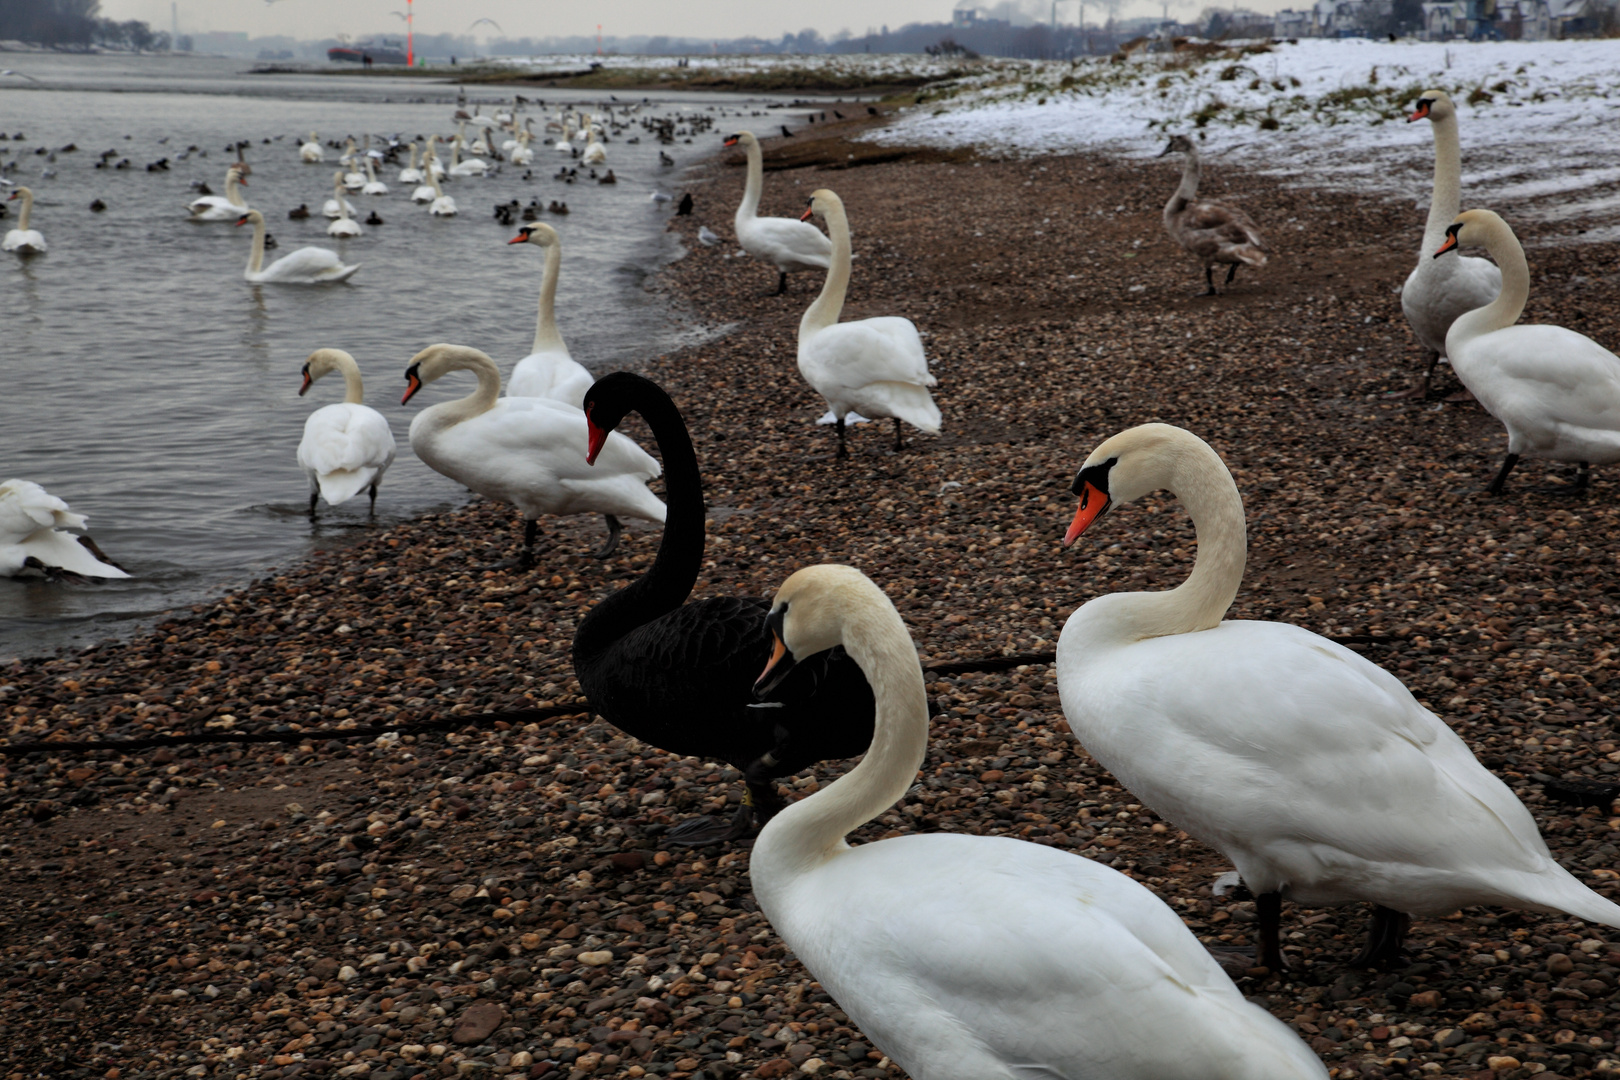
[6,83,1620,1079]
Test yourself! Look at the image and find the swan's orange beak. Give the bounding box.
[799,204,814,222]
[1063,481,1111,547]
[238,177,249,187]
[234,215,250,226]
[403,370,422,405]
[507,233,527,245]
[1407,99,1432,123]
[298,369,313,396]
[1433,226,1461,259]
[723,135,740,147]
[5,192,17,202]
[756,633,788,689]
[586,412,607,466]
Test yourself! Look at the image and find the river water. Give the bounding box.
[0,53,779,661]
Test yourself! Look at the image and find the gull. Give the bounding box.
[698,225,720,246]
[0,70,40,82]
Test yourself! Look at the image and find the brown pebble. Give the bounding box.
[451,1000,505,1044]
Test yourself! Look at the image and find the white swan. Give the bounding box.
[360,155,388,196]
[798,188,939,458]
[411,141,439,203]
[187,164,250,221]
[1437,209,1620,494]
[425,167,457,217]
[723,130,832,295]
[326,172,362,238]
[1158,135,1269,295]
[1056,422,1620,970]
[299,131,324,164]
[402,344,665,564]
[449,126,488,177]
[505,223,594,407]
[3,187,46,254]
[321,169,357,219]
[0,479,129,580]
[510,123,535,166]
[580,126,606,166]
[1399,90,1503,398]
[296,349,396,518]
[341,139,365,190]
[751,564,1329,1080]
[235,210,359,285]
[397,141,424,184]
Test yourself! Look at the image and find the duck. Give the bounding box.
[1158,134,1269,295]
[401,344,664,564]
[1436,209,1620,495]
[723,130,832,295]
[235,210,359,284]
[425,168,457,217]
[0,479,129,581]
[299,131,324,163]
[1398,90,1502,399]
[575,374,877,845]
[296,349,397,519]
[287,203,311,220]
[88,198,106,213]
[396,140,424,184]
[2,186,46,254]
[326,172,362,237]
[1056,422,1620,970]
[364,210,384,226]
[186,163,249,221]
[797,188,940,458]
[504,223,595,407]
[750,564,1329,1080]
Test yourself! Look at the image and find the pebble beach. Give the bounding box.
[4,111,1620,1080]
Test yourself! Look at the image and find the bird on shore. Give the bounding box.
[505,223,594,407]
[1435,209,1620,495]
[1057,422,1620,970]
[0,480,129,581]
[797,188,939,458]
[723,131,832,296]
[1158,134,1268,296]
[749,564,1328,1080]
[296,349,396,519]
[401,344,664,565]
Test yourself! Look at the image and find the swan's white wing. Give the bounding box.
[737,216,833,270]
[298,404,398,504]
[1058,618,1602,915]
[770,835,1326,1080]
[4,228,47,252]
[1453,325,1620,460]
[0,480,127,579]
[800,319,940,430]
[507,350,594,408]
[0,479,82,538]
[255,246,358,284]
[1403,254,1501,356]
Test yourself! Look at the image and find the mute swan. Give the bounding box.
[411,141,438,203]
[321,171,356,219]
[3,187,46,254]
[401,344,664,564]
[752,564,1329,1080]
[425,167,457,217]
[296,349,396,518]
[0,479,129,581]
[576,375,877,845]
[235,210,359,285]
[1057,422,1620,969]
[505,223,594,407]
[187,164,249,221]
[360,155,388,196]
[449,127,488,177]
[1436,209,1620,495]
[299,132,324,163]
[326,173,362,238]
[797,188,940,459]
[509,125,535,166]
[1158,135,1268,296]
[723,130,832,295]
[341,140,365,190]
[580,127,606,166]
[1398,90,1502,399]
[397,141,423,184]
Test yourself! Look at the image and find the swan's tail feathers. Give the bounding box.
[317,468,380,507]
[873,382,942,435]
[1502,866,1620,930]
[1231,244,1268,268]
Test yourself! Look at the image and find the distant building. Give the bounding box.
[1421,0,1466,36]
[1548,0,1608,34]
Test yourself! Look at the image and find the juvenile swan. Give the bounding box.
[1158,135,1269,296]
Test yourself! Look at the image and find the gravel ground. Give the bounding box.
[4,115,1620,1080]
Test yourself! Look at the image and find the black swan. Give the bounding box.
[572,372,877,845]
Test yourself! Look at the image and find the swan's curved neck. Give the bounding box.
[336,357,365,405]
[225,170,246,209]
[432,357,502,426]
[572,383,705,664]
[407,143,418,168]
[800,201,850,337]
[1422,113,1463,252]
[754,604,927,873]
[245,215,266,276]
[1449,218,1528,340]
[738,139,763,220]
[532,243,566,354]
[14,189,31,231]
[334,177,352,221]
[1165,150,1200,218]
[429,168,445,199]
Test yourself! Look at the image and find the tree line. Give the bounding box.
[0,0,170,51]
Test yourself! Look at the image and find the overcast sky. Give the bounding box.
[99,0,1236,42]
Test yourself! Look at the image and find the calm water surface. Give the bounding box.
[0,54,789,660]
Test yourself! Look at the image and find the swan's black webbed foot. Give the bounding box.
[1348,905,1410,969]
[592,514,623,559]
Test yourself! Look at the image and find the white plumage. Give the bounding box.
[1439,209,1620,493]
[425,167,457,217]
[505,223,594,408]
[724,130,832,294]
[1057,423,1620,968]
[752,565,1328,1080]
[296,349,396,517]
[3,186,46,254]
[236,210,359,285]
[299,131,324,163]
[186,164,250,221]
[1399,90,1502,396]
[798,188,939,457]
[397,141,424,184]
[402,344,664,563]
[326,172,362,237]
[0,479,129,580]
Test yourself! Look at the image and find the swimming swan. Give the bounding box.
[235,210,359,284]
